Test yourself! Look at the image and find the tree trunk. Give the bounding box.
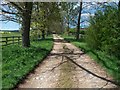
[118,1,120,11]
[22,2,33,47]
[61,19,64,34]
[46,31,48,36]
[76,1,82,40]
[67,22,69,35]
[46,26,49,36]
[42,30,45,39]
[38,34,40,38]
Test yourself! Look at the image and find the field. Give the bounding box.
[2,33,53,89]
[0,31,21,37]
[62,35,120,85]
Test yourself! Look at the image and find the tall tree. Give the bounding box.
[76,1,83,40]
[1,2,33,47]
[60,2,77,35]
[22,2,33,47]
[118,0,120,11]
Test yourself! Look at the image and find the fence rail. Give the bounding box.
[0,36,22,46]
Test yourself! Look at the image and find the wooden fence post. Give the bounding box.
[18,36,20,44]
[6,37,8,45]
[13,36,14,44]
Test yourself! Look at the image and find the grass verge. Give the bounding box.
[2,37,53,89]
[62,35,120,86]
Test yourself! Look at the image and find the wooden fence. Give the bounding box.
[0,36,22,46]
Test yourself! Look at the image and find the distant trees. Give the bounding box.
[31,2,47,40]
[60,1,97,39]
[60,2,77,35]
[31,2,62,40]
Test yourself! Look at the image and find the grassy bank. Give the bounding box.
[2,37,53,89]
[62,35,120,85]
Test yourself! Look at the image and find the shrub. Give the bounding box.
[85,6,120,58]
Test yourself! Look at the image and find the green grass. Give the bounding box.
[2,37,53,89]
[62,35,120,85]
[1,32,21,37]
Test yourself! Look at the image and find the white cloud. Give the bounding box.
[81,13,94,17]
[81,13,89,17]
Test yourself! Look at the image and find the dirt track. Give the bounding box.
[18,34,117,88]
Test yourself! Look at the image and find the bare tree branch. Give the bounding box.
[9,2,23,11]
[2,9,18,15]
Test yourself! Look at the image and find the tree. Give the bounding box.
[1,2,33,47]
[69,2,105,39]
[31,2,62,38]
[76,1,83,40]
[60,2,77,34]
[22,2,33,47]
[118,0,120,10]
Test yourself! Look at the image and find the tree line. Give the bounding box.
[1,1,83,47]
[1,1,120,49]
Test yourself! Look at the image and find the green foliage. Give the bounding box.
[85,6,120,58]
[30,30,41,40]
[68,28,76,35]
[2,38,53,89]
[68,28,86,34]
[31,2,63,36]
[79,30,86,34]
